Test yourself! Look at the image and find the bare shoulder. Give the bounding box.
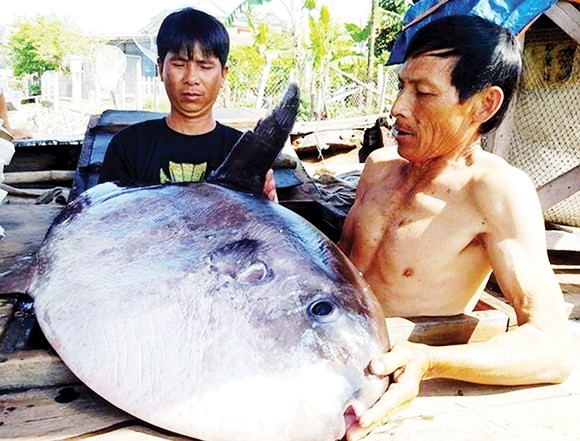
[360,148,406,187]
[470,150,542,227]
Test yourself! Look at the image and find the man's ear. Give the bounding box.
[157,58,164,77]
[221,65,229,86]
[474,86,504,124]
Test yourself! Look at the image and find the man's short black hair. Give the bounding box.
[157,8,230,67]
[405,15,522,134]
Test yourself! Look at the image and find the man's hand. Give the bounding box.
[346,341,431,441]
[263,168,278,202]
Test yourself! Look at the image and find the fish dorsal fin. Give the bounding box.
[208,83,300,195]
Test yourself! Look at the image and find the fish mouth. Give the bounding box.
[338,401,367,439]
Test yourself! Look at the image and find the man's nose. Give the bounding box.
[390,91,408,118]
[184,64,200,84]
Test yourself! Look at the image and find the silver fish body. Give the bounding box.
[30,181,389,441]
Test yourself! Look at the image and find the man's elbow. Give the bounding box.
[547,351,576,384]
[543,333,576,384]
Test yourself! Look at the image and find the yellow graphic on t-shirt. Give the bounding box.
[160,161,207,184]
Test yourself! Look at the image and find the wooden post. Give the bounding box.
[256,52,274,109]
[544,1,580,44]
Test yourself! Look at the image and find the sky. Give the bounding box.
[0,0,371,36]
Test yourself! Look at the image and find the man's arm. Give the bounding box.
[347,167,574,441]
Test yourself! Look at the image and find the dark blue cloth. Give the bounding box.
[387,0,559,65]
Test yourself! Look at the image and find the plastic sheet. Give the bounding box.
[387,0,559,64]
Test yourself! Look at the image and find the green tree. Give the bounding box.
[344,0,414,64]
[375,0,414,62]
[2,15,95,94]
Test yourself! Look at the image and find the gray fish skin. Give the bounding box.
[29,181,389,441]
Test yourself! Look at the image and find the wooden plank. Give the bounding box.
[537,164,580,211]
[75,425,193,440]
[366,324,580,441]
[0,349,78,392]
[3,170,75,185]
[386,305,509,347]
[366,380,580,441]
[292,115,384,135]
[0,383,133,439]
[478,291,518,329]
[547,229,580,251]
[544,0,580,44]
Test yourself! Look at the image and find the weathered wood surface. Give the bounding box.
[544,0,580,44]
[78,425,193,440]
[0,383,133,440]
[292,130,363,155]
[0,350,78,392]
[366,320,580,441]
[386,304,509,347]
[3,170,75,185]
[537,164,580,212]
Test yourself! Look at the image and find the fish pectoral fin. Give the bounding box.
[210,239,271,284]
[234,261,270,285]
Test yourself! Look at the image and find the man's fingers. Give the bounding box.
[369,345,412,377]
[346,381,411,441]
[263,169,278,201]
[359,379,412,428]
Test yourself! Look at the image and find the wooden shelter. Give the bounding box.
[486,1,580,245]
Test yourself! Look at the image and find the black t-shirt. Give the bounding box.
[98,118,242,186]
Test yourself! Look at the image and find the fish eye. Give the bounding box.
[308,299,339,323]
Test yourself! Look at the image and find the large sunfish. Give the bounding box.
[27,85,390,441]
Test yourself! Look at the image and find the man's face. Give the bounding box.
[391,53,480,163]
[158,44,227,120]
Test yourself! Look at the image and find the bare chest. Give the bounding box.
[349,183,486,270]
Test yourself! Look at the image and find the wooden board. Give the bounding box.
[73,425,193,440]
[0,350,77,392]
[366,374,580,441]
[386,305,509,347]
[0,383,133,439]
[366,320,580,441]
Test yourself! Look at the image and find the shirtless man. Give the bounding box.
[339,15,574,440]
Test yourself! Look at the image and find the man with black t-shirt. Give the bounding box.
[99,7,277,200]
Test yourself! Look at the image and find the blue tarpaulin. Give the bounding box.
[387,0,559,65]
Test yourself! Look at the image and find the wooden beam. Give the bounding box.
[537,164,580,210]
[0,349,78,391]
[0,383,132,439]
[3,170,75,184]
[386,304,509,347]
[544,1,580,44]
